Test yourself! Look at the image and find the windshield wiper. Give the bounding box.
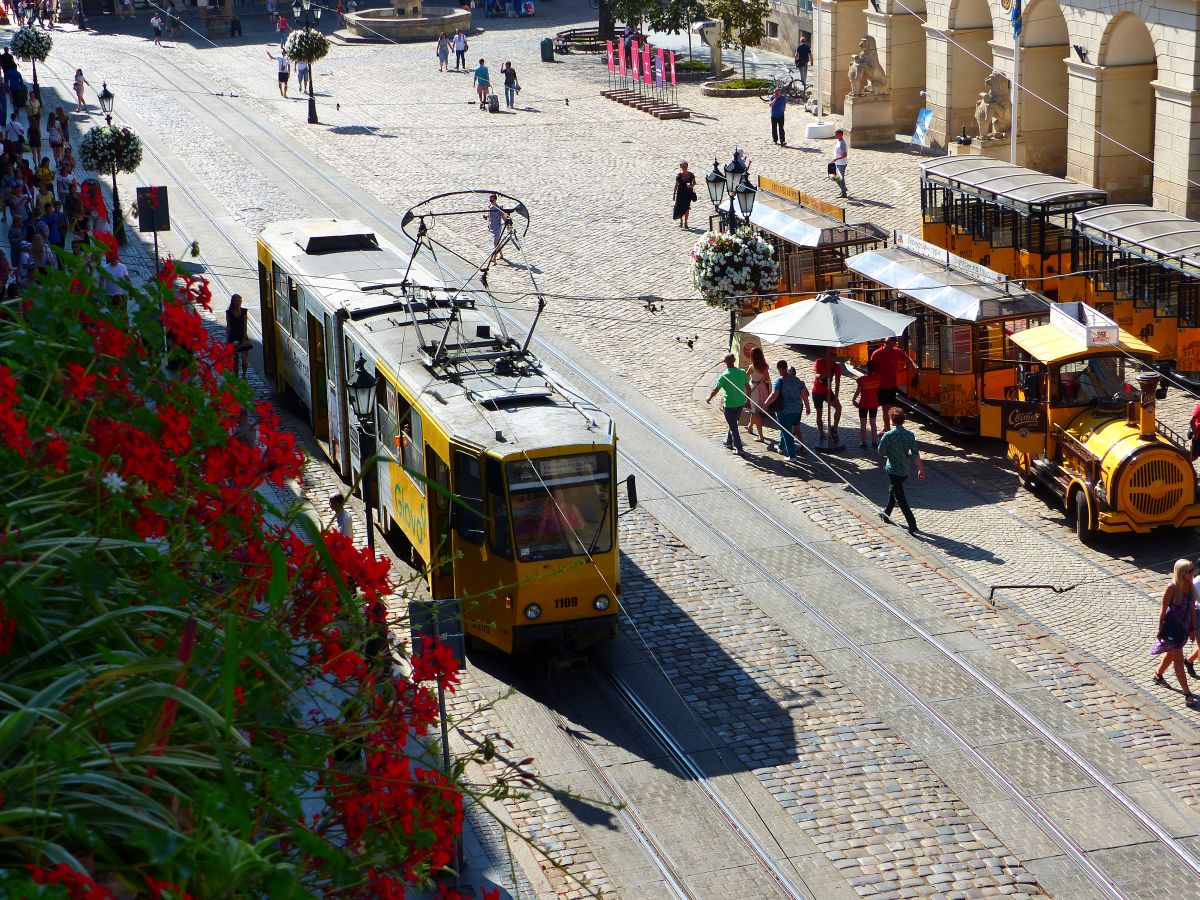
[586,494,612,557]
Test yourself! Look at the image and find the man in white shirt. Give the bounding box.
[4,113,25,153]
[831,128,848,199]
[329,493,353,540]
[267,50,291,98]
[452,29,467,71]
[100,254,129,304]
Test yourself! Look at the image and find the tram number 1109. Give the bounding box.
[554,596,579,609]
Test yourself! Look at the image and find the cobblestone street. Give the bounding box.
[29,4,1200,896]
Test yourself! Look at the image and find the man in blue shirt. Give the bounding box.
[770,87,787,146]
[473,59,491,109]
[877,410,925,534]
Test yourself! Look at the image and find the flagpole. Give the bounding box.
[1009,0,1021,165]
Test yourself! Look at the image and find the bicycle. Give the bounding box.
[759,69,811,104]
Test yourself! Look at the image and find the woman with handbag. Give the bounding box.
[226,293,252,379]
[745,345,771,443]
[1151,558,1198,706]
[672,161,696,229]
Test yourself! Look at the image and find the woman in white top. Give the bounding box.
[73,69,89,113]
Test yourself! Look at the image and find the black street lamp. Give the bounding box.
[347,354,378,554]
[706,153,758,344]
[97,83,126,246]
[292,0,321,124]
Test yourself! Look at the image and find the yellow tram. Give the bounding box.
[256,219,628,653]
[920,157,1107,292]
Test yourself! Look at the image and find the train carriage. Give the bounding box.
[920,157,1107,292]
[257,218,626,654]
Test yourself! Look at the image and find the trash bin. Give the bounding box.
[541,36,555,62]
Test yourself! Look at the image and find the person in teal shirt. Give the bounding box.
[473,59,491,108]
[706,353,750,454]
[877,410,925,533]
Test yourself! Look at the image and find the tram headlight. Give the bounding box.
[593,595,611,612]
[524,603,542,620]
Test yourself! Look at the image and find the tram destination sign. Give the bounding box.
[893,232,1007,286]
[1049,301,1119,348]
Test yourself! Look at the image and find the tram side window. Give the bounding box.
[376,379,399,462]
[1181,282,1200,328]
[453,452,484,546]
[921,182,946,223]
[273,264,291,333]
[916,316,940,370]
[940,324,972,375]
[397,399,425,495]
[486,457,512,559]
[992,208,1015,249]
[1156,274,1180,319]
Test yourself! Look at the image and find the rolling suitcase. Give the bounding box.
[487,92,500,113]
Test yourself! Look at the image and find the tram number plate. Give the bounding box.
[554,596,578,609]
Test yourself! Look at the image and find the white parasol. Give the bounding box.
[742,292,915,348]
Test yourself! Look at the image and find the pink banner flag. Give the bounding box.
[606,40,614,73]
[631,41,639,78]
[669,50,677,85]
[618,38,626,76]
[656,48,665,87]
[642,42,652,84]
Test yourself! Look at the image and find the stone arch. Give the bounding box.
[1094,14,1157,202]
[945,0,993,143]
[1017,0,1069,175]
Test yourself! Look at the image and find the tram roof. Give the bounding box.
[1073,204,1200,270]
[920,157,1107,213]
[845,245,1047,322]
[1010,322,1157,364]
[724,194,886,248]
[258,219,614,456]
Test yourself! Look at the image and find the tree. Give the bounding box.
[706,0,770,79]
[608,0,703,35]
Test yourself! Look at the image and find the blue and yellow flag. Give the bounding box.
[1012,0,1022,36]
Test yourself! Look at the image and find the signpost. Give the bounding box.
[136,185,170,274]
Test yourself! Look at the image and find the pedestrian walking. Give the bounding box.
[46,116,63,165]
[436,32,450,72]
[335,0,345,26]
[770,87,787,146]
[812,346,846,449]
[502,60,519,109]
[230,13,242,36]
[72,69,89,113]
[266,0,276,23]
[706,352,749,455]
[829,128,848,198]
[473,57,490,108]
[226,293,251,378]
[167,0,180,38]
[121,0,133,18]
[485,193,507,263]
[25,113,40,164]
[452,28,467,70]
[763,359,810,459]
[746,345,771,442]
[794,35,811,87]
[25,87,39,129]
[877,410,924,534]
[1153,559,1198,707]
[296,59,310,94]
[268,50,291,97]
[672,160,695,229]
[329,492,353,539]
[870,336,914,429]
[150,12,164,45]
[277,12,289,47]
[852,359,882,448]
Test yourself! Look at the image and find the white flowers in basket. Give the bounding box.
[80,125,144,175]
[689,228,779,312]
[284,27,331,64]
[11,26,51,63]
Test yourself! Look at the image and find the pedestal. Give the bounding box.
[805,121,838,139]
[842,91,893,147]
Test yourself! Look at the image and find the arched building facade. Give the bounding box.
[797,0,1200,216]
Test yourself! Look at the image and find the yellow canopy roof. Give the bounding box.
[1010,322,1157,364]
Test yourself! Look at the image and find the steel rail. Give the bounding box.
[68,47,1200,895]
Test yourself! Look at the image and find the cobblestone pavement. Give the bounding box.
[31,6,1200,895]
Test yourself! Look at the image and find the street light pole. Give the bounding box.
[97,83,126,246]
[704,152,758,351]
[293,0,320,124]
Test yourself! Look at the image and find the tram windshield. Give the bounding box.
[1056,356,1132,406]
[506,453,613,562]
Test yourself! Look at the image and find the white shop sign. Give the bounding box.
[1049,301,1119,348]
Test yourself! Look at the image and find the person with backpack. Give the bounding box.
[764,359,811,460]
[1153,559,1198,707]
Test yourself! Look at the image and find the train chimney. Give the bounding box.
[1137,372,1160,439]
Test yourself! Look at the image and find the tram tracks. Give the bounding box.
[56,41,1200,896]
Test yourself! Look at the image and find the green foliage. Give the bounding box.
[705,0,770,78]
[608,0,704,33]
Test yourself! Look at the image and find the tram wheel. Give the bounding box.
[1073,491,1093,544]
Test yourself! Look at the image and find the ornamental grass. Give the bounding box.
[0,248,508,897]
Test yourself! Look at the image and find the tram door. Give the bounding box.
[258,262,277,383]
[427,447,455,598]
[305,313,329,443]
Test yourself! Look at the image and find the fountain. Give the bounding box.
[344,0,471,42]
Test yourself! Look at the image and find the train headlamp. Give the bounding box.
[524,603,542,620]
[593,595,611,612]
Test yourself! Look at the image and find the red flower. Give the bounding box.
[412,637,461,692]
[27,863,114,899]
[145,876,192,900]
[64,363,100,403]
[0,364,30,456]
[156,405,192,455]
[0,599,17,655]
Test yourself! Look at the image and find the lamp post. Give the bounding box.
[292,0,321,124]
[97,83,126,246]
[347,354,378,554]
[705,155,758,346]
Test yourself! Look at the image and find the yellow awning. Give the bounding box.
[1010,323,1157,364]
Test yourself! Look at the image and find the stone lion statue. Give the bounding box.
[847,36,888,96]
[975,71,1012,140]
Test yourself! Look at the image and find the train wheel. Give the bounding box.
[1074,491,1093,544]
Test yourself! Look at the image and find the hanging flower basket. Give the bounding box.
[10,26,52,63]
[284,27,330,64]
[689,228,779,313]
[80,124,144,175]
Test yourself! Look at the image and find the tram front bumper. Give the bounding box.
[511,612,619,653]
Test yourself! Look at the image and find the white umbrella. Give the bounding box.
[742,292,915,348]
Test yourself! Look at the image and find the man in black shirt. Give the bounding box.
[794,35,811,88]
